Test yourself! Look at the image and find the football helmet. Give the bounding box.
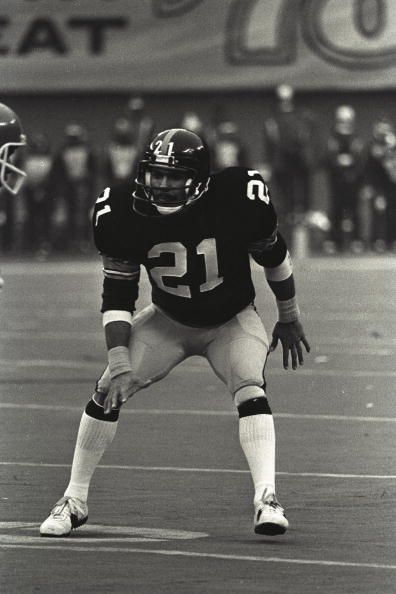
[133,128,210,216]
[0,103,27,195]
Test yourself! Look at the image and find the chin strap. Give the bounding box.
[155,205,184,215]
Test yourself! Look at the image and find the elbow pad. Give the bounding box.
[101,276,139,314]
[251,231,287,267]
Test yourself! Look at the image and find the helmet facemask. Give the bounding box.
[0,137,27,195]
[134,162,207,216]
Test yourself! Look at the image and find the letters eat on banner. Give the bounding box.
[1,0,395,91]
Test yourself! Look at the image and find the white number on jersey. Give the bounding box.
[148,239,223,298]
[95,187,111,226]
[247,170,270,204]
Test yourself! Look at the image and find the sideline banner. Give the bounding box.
[1,0,395,91]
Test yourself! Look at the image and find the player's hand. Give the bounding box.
[269,320,310,370]
[103,371,151,414]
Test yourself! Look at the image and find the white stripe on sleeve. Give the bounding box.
[264,251,293,282]
[102,255,140,281]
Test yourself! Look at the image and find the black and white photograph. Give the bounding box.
[1,1,395,592]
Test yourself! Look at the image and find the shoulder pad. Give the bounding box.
[213,166,271,202]
[92,185,135,258]
[212,167,277,242]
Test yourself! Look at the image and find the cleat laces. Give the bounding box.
[50,496,84,521]
[256,493,285,520]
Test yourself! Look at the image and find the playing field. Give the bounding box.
[1,255,395,593]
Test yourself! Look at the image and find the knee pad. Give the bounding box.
[86,394,119,422]
[234,384,265,408]
[237,397,272,418]
[92,390,107,406]
[235,385,272,418]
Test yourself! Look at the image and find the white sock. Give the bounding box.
[64,411,118,502]
[239,413,276,506]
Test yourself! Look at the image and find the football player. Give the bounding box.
[40,128,310,537]
[0,102,27,288]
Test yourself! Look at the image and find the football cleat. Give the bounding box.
[254,490,289,536]
[40,496,88,537]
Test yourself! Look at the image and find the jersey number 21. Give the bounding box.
[148,240,223,298]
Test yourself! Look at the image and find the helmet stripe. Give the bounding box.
[161,129,178,154]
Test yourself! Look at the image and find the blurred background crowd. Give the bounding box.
[1,87,395,259]
[2,0,396,260]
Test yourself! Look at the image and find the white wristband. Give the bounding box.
[277,296,300,323]
[108,346,132,380]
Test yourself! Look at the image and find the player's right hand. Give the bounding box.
[103,371,151,414]
[270,320,310,370]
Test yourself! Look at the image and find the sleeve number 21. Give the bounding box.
[95,187,111,226]
[247,170,270,204]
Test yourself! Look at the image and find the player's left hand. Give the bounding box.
[269,320,310,370]
[103,371,151,415]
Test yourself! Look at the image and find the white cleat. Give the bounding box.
[40,496,88,537]
[254,490,289,536]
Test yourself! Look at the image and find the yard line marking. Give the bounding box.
[0,331,103,340]
[0,402,395,423]
[0,523,208,542]
[297,259,396,271]
[0,359,396,377]
[308,313,396,321]
[314,337,396,346]
[1,332,394,355]
[0,263,101,275]
[1,331,396,348]
[2,256,395,274]
[0,359,97,369]
[270,368,396,378]
[1,461,395,479]
[1,535,164,544]
[0,543,395,570]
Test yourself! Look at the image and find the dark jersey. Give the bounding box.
[93,167,278,327]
